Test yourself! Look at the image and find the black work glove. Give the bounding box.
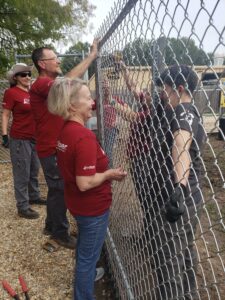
[165,183,187,223]
[2,135,9,148]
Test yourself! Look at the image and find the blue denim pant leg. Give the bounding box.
[40,155,69,239]
[74,210,109,300]
[9,138,40,211]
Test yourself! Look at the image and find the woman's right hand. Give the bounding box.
[106,167,127,181]
[2,135,9,148]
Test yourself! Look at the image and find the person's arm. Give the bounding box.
[65,38,99,79]
[172,129,192,186]
[2,108,11,135]
[120,61,141,101]
[165,129,192,222]
[110,100,137,121]
[1,108,11,147]
[76,167,127,192]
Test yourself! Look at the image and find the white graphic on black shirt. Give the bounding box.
[180,111,194,126]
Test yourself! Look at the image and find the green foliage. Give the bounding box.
[61,41,95,78]
[122,38,154,66]
[61,42,89,74]
[121,36,214,67]
[165,37,213,66]
[0,0,94,74]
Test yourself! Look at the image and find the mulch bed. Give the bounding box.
[0,163,113,300]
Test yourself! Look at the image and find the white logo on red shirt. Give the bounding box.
[100,147,105,155]
[57,141,68,152]
[23,98,30,104]
[83,165,95,170]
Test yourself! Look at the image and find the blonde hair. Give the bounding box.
[48,77,87,120]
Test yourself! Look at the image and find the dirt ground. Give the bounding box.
[0,133,224,299]
[0,163,115,300]
[195,134,225,299]
[109,131,225,300]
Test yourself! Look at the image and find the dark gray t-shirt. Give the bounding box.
[155,102,206,204]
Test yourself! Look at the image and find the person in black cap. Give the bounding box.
[152,64,206,300]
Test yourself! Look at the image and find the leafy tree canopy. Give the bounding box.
[122,38,154,67]
[0,0,94,74]
[121,36,214,67]
[60,41,95,78]
[165,37,212,66]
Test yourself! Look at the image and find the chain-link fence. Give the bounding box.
[1,2,225,297]
[95,0,225,299]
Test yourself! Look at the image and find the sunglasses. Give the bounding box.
[16,72,32,78]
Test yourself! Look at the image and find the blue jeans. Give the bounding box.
[40,154,69,240]
[74,210,109,300]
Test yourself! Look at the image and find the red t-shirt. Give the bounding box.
[29,77,64,157]
[57,121,112,216]
[3,86,36,139]
[103,103,117,128]
[128,102,152,158]
[93,96,124,128]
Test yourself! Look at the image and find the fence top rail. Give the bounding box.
[15,53,86,59]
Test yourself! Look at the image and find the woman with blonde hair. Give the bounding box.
[48,77,127,300]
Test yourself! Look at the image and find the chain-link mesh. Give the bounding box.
[95,0,225,299]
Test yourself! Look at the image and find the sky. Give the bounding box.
[78,0,224,55]
[81,0,116,44]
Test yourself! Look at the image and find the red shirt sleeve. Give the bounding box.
[75,136,97,176]
[31,77,54,99]
[114,96,124,105]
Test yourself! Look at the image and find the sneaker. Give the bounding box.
[94,267,105,281]
[18,208,39,219]
[29,198,47,205]
[53,235,77,250]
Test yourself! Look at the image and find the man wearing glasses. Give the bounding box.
[30,39,99,249]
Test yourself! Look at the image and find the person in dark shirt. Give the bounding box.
[152,65,206,300]
[111,63,206,299]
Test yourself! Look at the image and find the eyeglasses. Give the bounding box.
[39,56,59,61]
[16,72,32,77]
